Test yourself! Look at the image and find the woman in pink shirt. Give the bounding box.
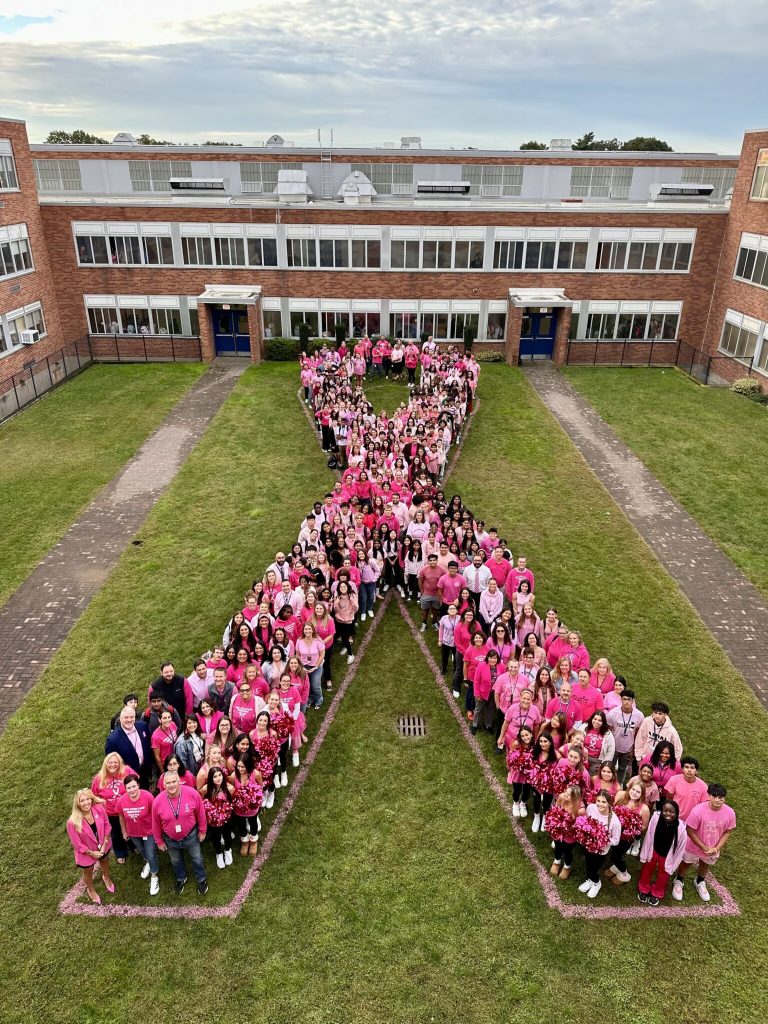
[639,741,681,801]
[566,631,590,673]
[472,649,500,734]
[532,666,556,717]
[67,789,115,904]
[530,731,558,832]
[463,631,488,718]
[90,753,138,863]
[197,697,223,745]
[310,602,336,692]
[296,621,326,710]
[230,754,264,857]
[229,681,263,735]
[506,725,535,817]
[151,709,178,773]
[515,604,542,649]
[157,753,197,791]
[606,779,650,886]
[589,657,616,695]
[521,632,546,669]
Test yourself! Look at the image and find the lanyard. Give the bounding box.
[167,795,183,820]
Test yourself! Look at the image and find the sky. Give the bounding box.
[0,0,763,153]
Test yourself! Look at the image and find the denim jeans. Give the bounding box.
[164,827,207,884]
[360,581,377,616]
[308,665,324,707]
[129,833,159,874]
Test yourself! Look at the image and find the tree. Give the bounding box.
[572,132,620,151]
[45,130,109,144]
[202,140,243,147]
[136,133,176,146]
[621,136,673,152]
[520,140,548,150]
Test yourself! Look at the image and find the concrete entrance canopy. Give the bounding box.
[505,288,574,367]
[196,284,264,363]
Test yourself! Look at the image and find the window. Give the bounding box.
[213,236,246,266]
[493,240,524,269]
[352,312,380,337]
[681,166,736,200]
[351,162,414,195]
[658,241,692,271]
[422,240,452,269]
[321,311,350,336]
[524,240,557,270]
[454,240,484,269]
[391,240,420,269]
[319,239,349,268]
[719,318,759,361]
[263,309,282,338]
[596,241,628,270]
[34,159,82,192]
[142,235,174,265]
[151,308,183,335]
[129,160,191,192]
[240,161,301,193]
[735,236,768,290]
[449,313,479,340]
[570,165,633,199]
[616,312,649,339]
[119,305,150,334]
[181,236,213,266]
[462,164,523,197]
[556,241,588,270]
[627,241,660,271]
[648,313,679,339]
[393,312,419,338]
[421,312,448,339]
[287,238,317,268]
[87,307,120,334]
[351,239,380,268]
[0,225,33,279]
[189,308,200,336]
[108,235,142,265]
[750,151,768,200]
[486,312,506,340]
[290,311,319,337]
[0,142,18,190]
[2,304,46,353]
[586,312,618,339]
[247,237,278,267]
[76,234,109,265]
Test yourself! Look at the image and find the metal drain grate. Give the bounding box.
[397,714,426,738]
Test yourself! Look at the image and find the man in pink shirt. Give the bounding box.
[418,553,443,632]
[487,546,511,588]
[570,669,604,727]
[152,771,208,895]
[544,681,579,732]
[506,555,535,599]
[437,561,462,612]
[665,757,708,821]
[117,776,159,895]
[674,783,736,903]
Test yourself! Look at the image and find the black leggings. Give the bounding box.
[553,840,575,868]
[441,644,455,673]
[532,791,554,816]
[336,620,355,652]
[278,739,289,773]
[208,823,232,854]
[609,838,631,873]
[323,650,333,684]
[384,560,402,588]
[233,814,260,840]
[407,366,416,384]
[512,782,531,803]
[321,424,334,450]
[407,573,419,601]
[584,850,606,883]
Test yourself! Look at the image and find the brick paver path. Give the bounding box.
[525,364,768,711]
[0,359,248,733]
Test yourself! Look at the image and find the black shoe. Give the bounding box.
[470,725,478,735]
[494,746,504,755]
[175,878,187,895]
[648,895,660,907]
[637,890,648,904]
[197,880,209,895]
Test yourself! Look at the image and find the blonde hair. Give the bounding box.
[615,781,647,807]
[97,752,127,789]
[68,788,105,831]
[557,785,583,816]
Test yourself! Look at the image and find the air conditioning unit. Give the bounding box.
[21,329,39,345]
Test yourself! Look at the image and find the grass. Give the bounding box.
[357,373,411,412]
[0,362,766,1023]
[563,366,768,598]
[0,362,205,605]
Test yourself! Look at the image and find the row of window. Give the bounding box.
[0,303,46,356]
[751,151,768,201]
[0,225,33,280]
[719,310,768,372]
[734,233,768,290]
[86,304,191,337]
[584,311,680,341]
[0,140,18,190]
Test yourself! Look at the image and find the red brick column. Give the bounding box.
[247,300,263,364]
[552,307,573,367]
[504,304,523,366]
[198,304,215,362]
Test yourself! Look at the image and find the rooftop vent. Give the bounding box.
[112,132,137,146]
[265,134,285,146]
[275,168,311,202]
[400,136,422,149]
[549,138,572,150]
[169,177,226,191]
[650,182,714,202]
[417,180,471,194]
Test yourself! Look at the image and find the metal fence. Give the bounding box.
[0,335,202,425]
[565,338,681,368]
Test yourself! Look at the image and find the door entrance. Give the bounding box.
[213,305,251,356]
[519,307,558,359]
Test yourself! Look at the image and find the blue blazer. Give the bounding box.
[105,721,151,779]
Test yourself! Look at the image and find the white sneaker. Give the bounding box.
[382,584,389,593]
[519,803,528,818]
[280,771,288,788]
[531,813,541,833]
[339,647,348,656]
[398,587,405,597]
[292,750,300,767]
[630,839,641,857]
[695,879,710,903]
[360,612,367,621]
[578,879,593,893]
[273,773,282,789]
[672,879,684,901]
[347,654,355,664]
[140,861,151,879]
[452,690,460,698]
[216,853,225,870]
[266,789,275,808]
[420,624,427,633]
[512,802,521,818]
[587,881,602,899]
[149,875,160,897]
[224,849,233,866]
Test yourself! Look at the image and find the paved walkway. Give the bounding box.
[524,364,768,710]
[0,359,249,733]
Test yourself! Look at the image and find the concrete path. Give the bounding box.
[0,359,249,733]
[525,363,768,711]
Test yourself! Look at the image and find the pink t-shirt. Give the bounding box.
[504,702,542,738]
[685,801,736,856]
[665,774,709,821]
[570,684,604,723]
[151,725,178,763]
[116,789,155,837]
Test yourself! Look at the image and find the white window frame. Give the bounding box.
[240,161,302,193]
[0,224,34,280]
[34,158,82,192]
[351,162,414,195]
[734,233,768,291]
[570,165,633,199]
[750,151,768,201]
[129,160,192,192]
[462,164,523,197]
[718,309,765,368]
[0,140,19,191]
[0,302,46,356]
[681,166,736,200]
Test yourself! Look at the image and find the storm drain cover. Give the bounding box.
[397,714,426,738]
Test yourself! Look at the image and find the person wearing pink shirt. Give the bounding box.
[152,771,208,895]
[486,546,511,588]
[589,657,616,695]
[90,752,138,864]
[639,741,681,800]
[498,688,542,748]
[116,776,159,895]
[437,561,463,612]
[505,556,535,602]
[673,783,736,903]
[578,791,622,899]
[633,702,683,762]
[479,578,504,630]
[187,660,214,708]
[545,625,571,669]
[229,681,263,735]
[637,801,688,906]
[151,710,178,773]
[571,669,604,727]
[67,789,115,904]
[296,621,326,710]
[197,698,223,745]
[565,631,590,673]
[665,757,708,822]
[472,649,501,734]
[544,681,579,733]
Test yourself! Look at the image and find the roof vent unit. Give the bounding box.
[417,180,471,195]
[275,168,311,202]
[112,132,138,146]
[549,138,572,150]
[338,170,377,205]
[265,134,285,146]
[169,177,226,191]
[650,182,714,203]
[21,329,39,346]
[400,136,422,149]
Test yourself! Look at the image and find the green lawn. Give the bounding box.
[563,366,768,598]
[0,362,765,1024]
[358,374,411,412]
[0,362,205,605]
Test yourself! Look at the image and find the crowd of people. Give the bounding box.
[67,336,735,910]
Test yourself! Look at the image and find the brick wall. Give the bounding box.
[0,119,65,376]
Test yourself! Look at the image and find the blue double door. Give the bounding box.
[519,308,558,359]
[213,305,251,356]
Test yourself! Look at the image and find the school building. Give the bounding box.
[1,115,768,397]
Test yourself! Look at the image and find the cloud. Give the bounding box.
[0,0,763,151]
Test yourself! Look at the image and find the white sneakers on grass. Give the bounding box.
[216,853,225,870]
[292,750,300,767]
[672,879,684,901]
[149,875,160,897]
[140,862,151,879]
[695,879,710,902]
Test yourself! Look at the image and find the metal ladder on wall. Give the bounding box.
[318,128,334,199]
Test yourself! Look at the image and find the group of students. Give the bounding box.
[67,336,735,910]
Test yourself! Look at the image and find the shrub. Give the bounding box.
[475,350,504,363]
[265,337,300,361]
[730,377,763,398]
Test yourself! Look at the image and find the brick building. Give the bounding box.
[1,117,767,387]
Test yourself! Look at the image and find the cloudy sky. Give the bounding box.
[0,0,762,152]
